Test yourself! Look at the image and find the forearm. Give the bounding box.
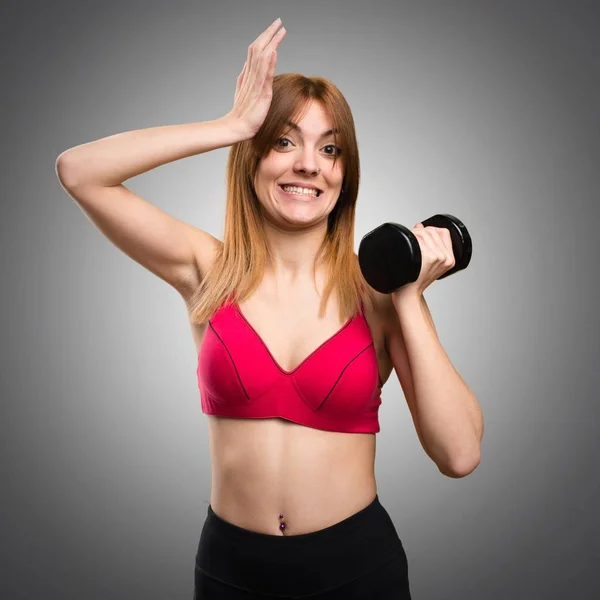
[393,290,483,474]
[56,115,251,188]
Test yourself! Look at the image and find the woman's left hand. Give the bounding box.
[391,223,456,300]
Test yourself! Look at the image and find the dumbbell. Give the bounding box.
[358,214,472,294]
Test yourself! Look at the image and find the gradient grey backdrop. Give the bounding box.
[3,0,599,598]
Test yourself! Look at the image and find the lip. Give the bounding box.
[278,182,323,196]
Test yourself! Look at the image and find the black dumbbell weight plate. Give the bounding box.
[358,222,422,294]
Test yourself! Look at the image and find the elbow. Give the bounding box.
[56,153,72,187]
[439,452,481,479]
[55,151,83,190]
[55,150,72,174]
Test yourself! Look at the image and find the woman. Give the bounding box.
[56,17,483,599]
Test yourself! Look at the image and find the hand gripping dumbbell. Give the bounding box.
[358,214,472,294]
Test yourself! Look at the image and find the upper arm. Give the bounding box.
[57,174,220,298]
[382,296,432,459]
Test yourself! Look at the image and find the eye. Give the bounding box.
[275,137,293,149]
[275,137,342,157]
[323,144,342,156]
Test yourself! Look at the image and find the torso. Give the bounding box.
[182,250,395,536]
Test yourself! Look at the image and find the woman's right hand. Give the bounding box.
[226,18,287,139]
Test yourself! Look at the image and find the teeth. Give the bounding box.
[281,185,319,197]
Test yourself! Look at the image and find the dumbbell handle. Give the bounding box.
[358,214,472,294]
[420,214,472,280]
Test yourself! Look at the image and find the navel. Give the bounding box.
[279,513,287,534]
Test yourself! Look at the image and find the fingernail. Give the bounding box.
[273,18,281,25]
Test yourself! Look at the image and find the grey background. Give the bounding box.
[2,0,599,598]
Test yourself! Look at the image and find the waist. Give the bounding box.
[207,416,376,534]
[211,471,378,535]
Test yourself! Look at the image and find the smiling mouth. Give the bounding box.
[278,185,322,198]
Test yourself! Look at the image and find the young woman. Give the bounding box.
[56,17,483,600]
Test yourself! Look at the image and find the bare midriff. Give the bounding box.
[207,414,377,536]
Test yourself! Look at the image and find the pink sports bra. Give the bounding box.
[197,298,383,433]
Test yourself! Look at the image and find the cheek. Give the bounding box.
[255,161,280,189]
[265,154,288,175]
[326,161,344,183]
[328,176,344,194]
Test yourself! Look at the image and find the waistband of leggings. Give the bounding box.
[207,494,385,546]
[196,494,406,595]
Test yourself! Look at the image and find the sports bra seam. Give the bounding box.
[317,342,376,410]
[233,303,359,376]
[208,320,250,400]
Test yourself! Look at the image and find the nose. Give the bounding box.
[293,148,320,176]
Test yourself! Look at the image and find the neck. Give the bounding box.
[262,220,328,284]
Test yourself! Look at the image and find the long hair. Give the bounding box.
[187,73,375,325]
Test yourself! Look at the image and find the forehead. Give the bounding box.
[288,101,334,137]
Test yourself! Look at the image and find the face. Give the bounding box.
[253,101,344,228]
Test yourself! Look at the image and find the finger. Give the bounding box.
[245,42,263,95]
[422,227,451,262]
[255,49,278,101]
[234,61,250,106]
[413,228,441,261]
[247,24,282,84]
[437,228,454,256]
[427,227,452,256]
[265,25,286,53]
[253,18,283,52]
[236,61,247,92]
[266,50,278,82]
[411,228,429,253]
[254,27,285,91]
[244,24,271,82]
[254,29,284,94]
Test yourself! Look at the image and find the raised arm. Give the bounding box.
[55,117,250,299]
[55,17,286,300]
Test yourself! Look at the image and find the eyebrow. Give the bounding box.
[285,120,338,138]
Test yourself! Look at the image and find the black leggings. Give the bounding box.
[194,494,412,599]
